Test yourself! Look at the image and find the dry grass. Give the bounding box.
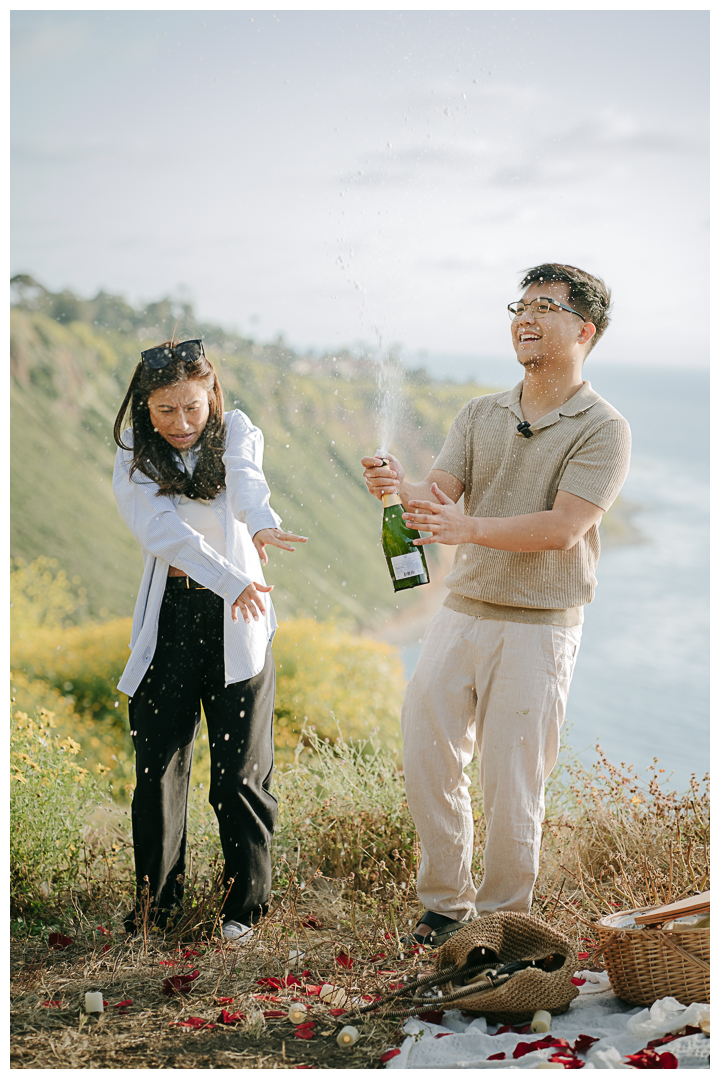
[10,730,709,1069]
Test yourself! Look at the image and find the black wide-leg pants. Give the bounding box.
[128,587,277,925]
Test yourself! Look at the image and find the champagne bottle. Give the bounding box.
[377,451,429,592]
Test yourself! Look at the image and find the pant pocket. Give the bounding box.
[551,624,582,686]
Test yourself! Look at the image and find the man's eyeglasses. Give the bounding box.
[141,339,205,370]
[508,298,587,322]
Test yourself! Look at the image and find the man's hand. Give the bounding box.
[232,581,274,624]
[404,483,472,546]
[252,528,308,566]
[361,453,405,501]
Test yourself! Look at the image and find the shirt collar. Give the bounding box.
[499,380,601,433]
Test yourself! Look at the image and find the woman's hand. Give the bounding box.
[252,528,308,566]
[403,482,471,546]
[232,582,274,624]
[361,453,405,500]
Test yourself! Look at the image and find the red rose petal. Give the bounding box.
[301,916,323,930]
[217,1009,246,1024]
[329,1008,345,1017]
[216,997,234,1005]
[380,1048,401,1063]
[549,1052,585,1069]
[114,999,133,1009]
[513,1038,570,1060]
[571,976,586,986]
[577,951,589,960]
[48,933,74,951]
[304,985,322,996]
[418,1010,444,1025]
[162,968,200,996]
[171,1016,215,1030]
[625,1048,678,1068]
[573,1034,599,1054]
[294,1028,315,1039]
[487,1052,506,1060]
[42,1000,62,1008]
[262,1010,287,1019]
[647,1025,702,1049]
[336,952,354,968]
[434,1032,453,1039]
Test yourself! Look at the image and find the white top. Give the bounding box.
[113,409,281,696]
[176,450,228,558]
[176,497,227,558]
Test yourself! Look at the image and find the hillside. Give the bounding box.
[10,279,493,628]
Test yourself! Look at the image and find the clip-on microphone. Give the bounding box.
[517,421,534,438]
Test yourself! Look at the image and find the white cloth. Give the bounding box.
[401,607,582,920]
[383,985,710,1069]
[113,409,281,696]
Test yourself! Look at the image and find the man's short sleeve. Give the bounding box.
[558,418,632,512]
[432,401,473,485]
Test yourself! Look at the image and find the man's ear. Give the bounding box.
[578,322,596,346]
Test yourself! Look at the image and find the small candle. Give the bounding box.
[530,1009,552,1034]
[288,1003,307,1024]
[84,992,104,1014]
[319,983,347,1007]
[337,1025,359,1047]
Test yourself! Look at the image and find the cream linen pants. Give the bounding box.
[401,606,582,922]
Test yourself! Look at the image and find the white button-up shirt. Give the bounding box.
[113,409,281,697]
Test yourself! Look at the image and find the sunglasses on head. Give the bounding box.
[140,339,205,370]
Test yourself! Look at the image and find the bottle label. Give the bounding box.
[391,551,424,580]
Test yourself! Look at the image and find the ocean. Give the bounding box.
[399,361,709,791]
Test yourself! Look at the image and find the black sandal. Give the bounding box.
[404,910,469,949]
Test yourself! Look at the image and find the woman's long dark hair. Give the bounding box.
[113,345,227,500]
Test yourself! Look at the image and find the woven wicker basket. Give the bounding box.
[595,909,710,1007]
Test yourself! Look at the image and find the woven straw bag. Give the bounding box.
[434,912,580,1024]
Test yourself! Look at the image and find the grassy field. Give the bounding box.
[10,706,709,1069]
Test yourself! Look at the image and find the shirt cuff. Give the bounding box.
[245,507,282,537]
[197,566,253,603]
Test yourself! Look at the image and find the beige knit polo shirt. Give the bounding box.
[433,380,631,626]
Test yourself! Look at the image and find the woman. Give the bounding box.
[112,338,306,941]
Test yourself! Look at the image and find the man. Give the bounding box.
[362,263,631,948]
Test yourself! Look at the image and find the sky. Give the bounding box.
[11,8,709,368]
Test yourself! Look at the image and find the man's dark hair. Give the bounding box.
[519,263,612,353]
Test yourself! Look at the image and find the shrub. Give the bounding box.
[10,555,88,635]
[273,619,405,754]
[10,706,128,920]
[11,562,407,777]
[273,726,417,900]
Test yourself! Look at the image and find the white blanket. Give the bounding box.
[383,972,710,1069]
